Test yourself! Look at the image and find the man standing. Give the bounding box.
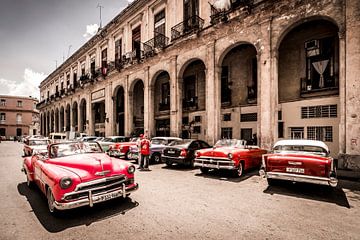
[139,135,151,171]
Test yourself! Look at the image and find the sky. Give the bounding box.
[0,0,134,99]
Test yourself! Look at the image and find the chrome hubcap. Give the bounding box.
[47,189,55,212]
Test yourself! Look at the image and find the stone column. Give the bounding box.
[105,83,114,136]
[205,41,221,145]
[144,66,154,137]
[87,93,95,135]
[338,31,346,154]
[169,55,181,137]
[258,19,276,150]
[124,75,133,136]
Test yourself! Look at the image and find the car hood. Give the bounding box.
[46,153,129,182]
[198,147,238,157]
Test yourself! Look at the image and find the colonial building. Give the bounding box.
[0,95,40,139]
[37,0,360,164]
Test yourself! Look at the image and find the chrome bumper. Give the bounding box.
[260,171,338,187]
[108,150,124,157]
[194,158,236,170]
[54,183,139,210]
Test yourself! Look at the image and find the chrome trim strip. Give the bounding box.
[265,172,338,187]
[196,156,231,161]
[54,183,139,210]
[194,162,236,170]
[74,174,125,191]
[161,155,185,159]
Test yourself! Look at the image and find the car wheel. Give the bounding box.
[26,172,33,188]
[165,160,172,167]
[189,160,195,168]
[152,153,161,164]
[125,151,130,160]
[267,178,276,186]
[46,188,59,215]
[23,150,27,157]
[200,167,209,174]
[234,162,244,177]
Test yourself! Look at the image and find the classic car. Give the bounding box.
[128,137,182,163]
[162,139,211,167]
[98,136,130,152]
[259,139,338,187]
[194,139,267,177]
[107,138,139,158]
[22,141,138,214]
[23,138,50,156]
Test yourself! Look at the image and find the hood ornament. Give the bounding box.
[95,158,110,176]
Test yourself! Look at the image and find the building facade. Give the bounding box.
[37,0,360,165]
[0,95,40,139]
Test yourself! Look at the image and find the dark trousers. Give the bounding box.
[140,154,149,169]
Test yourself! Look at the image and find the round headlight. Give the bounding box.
[60,177,72,189]
[228,153,233,159]
[127,165,135,174]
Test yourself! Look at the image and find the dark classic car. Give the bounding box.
[194,139,267,177]
[22,141,138,214]
[128,137,182,163]
[23,138,50,156]
[259,140,338,187]
[162,139,211,167]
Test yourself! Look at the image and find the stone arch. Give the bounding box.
[113,85,126,136]
[217,41,257,68]
[129,78,144,93]
[177,57,206,81]
[72,101,78,131]
[55,108,59,132]
[79,98,87,133]
[130,79,145,136]
[65,103,71,131]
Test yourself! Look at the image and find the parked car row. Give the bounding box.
[20,137,338,216]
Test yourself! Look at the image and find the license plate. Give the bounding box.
[93,191,121,202]
[286,167,305,173]
[167,150,175,154]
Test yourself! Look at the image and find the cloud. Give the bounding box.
[83,23,99,39]
[0,68,47,99]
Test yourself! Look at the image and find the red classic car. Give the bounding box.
[22,141,138,215]
[194,139,267,177]
[259,140,338,187]
[108,138,138,158]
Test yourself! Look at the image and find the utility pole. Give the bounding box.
[67,45,72,58]
[97,4,104,29]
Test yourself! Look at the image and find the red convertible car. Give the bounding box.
[22,141,138,214]
[194,139,267,177]
[259,140,338,187]
[108,138,138,158]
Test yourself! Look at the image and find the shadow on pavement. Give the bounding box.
[17,182,139,233]
[194,169,259,183]
[161,163,196,172]
[263,180,350,208]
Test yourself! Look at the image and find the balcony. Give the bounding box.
[210,0,251,25]
[0,120,5,124]
[144,33,169,50]
[300,77,339,97]
[159,102,170,111]
[183,96,198,110]
[171,15,204,41]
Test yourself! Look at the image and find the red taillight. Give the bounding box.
[180,149,187,157]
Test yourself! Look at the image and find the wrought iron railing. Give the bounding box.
[300,77,338,94]
[171,15,204,41]
[182,96,198,110]
[145,33,169,49]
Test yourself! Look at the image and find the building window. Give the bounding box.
[132,26,141,59]
[73,71,77,87]
[307,126,333,142]
[0,113,5,123]
[0,99,5,106]
[304,37,337,91]
[81,63,86,76]
[221,127,232,139]
[161,82,170,106]
[247,57,257,103]
[90,60,96,76]
[301,105,337,118]
[16,114,22,124]
[184,0,199,20]
[17,101,23,107]
[240,113,257,122]
[182,116,189,125]
[223,113,231,121]
[115,39,122,67]
[241,128,253,143]
[0,128,5,136]
[278,122,284,138]
[194,116,201,122]
[193,126,201,134]
[101,48,107,68]
[221,66,231,104]
[289,127,304,139]
[154,10,166,48]
[66,74,70,87]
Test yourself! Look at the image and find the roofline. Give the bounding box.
[0,95,39,101]
[39,0,144,88]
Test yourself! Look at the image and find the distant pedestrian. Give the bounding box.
[136,134,143,168]
[139,135,151,171]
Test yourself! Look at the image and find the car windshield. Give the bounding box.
[151,139,167,145]
[273,145,328,156]
[168,139,192,146]
[50,142,103,158]
[28,140,50,145]
[215,139,246,148]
